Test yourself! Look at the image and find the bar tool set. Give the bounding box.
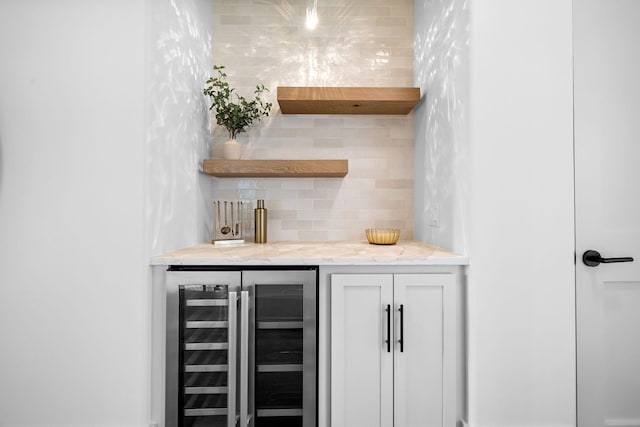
[212,200,251,244]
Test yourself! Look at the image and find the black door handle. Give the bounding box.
[385,304,391,353]
[582,250,634,267]
[398,304,404,353]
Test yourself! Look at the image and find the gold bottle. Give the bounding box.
[254,199,267,243]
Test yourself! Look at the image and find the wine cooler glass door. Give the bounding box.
[167,271,242,427]
[242,270,317,427]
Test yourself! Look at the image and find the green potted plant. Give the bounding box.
[204,65,273,159]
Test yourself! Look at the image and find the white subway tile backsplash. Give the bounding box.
[375,179,414,189]
[270,209,298,220]
[281,180,314,190]
[280,198,314,211]
[376,17,408,26]
[282,220,314,230]
[358,7,392,17]
[313,139,344,149]
[297,230,330,241]
[220,15,252,25]
[210,0,414,241]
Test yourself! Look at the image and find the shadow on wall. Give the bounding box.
[147,0,213,254]
[413,0,470,254]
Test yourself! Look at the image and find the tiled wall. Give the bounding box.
[209,0,415,242]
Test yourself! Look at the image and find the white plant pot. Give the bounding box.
[223,138,242,160]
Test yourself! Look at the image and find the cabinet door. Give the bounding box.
[393,274,455,427]
[331,274,394,427]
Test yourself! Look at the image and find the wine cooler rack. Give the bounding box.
[180,284,235,427]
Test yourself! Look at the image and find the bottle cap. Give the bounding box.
[257,199,264,208]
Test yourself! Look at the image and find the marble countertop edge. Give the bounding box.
[150,240,468,266]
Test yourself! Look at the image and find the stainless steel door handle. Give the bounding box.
[240,291,249,427]
[228,292,238,427]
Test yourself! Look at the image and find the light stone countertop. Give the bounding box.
[151,240,468,266]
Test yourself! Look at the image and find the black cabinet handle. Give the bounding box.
[583,250,634,267]
[398,304,404,352]
[385,304,391,353]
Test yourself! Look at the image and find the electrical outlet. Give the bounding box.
[429,204,440,228]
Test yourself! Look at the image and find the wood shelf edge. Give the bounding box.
[277,86,421,115]
[203,159,348,178]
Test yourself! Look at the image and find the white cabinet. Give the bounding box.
[331,273,455,427]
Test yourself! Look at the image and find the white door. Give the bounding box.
[331,274,394,427]
[574,1,640,426]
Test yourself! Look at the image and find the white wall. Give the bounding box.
[147,0,214,254]
[0,1,148,425]
[0,0,215,424]
[467,1,575,425]
[413,0,470,254]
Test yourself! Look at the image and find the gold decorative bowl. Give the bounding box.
[365,228,400,245]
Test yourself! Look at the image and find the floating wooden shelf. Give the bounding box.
[277,86,420,115]
[203,159,348,178]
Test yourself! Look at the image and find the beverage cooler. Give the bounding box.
[166,268,318,427]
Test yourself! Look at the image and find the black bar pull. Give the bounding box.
[398,304,404,352]
[385,304,391,353]
[583,250,634,267]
